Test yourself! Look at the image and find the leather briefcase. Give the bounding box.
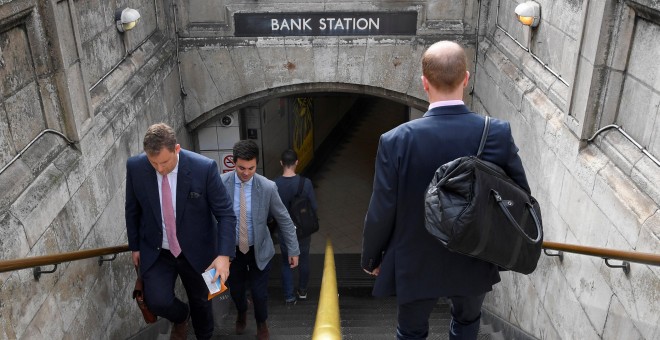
[424,117,543,274]
[133,266,157,324]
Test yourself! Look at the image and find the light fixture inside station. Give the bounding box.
[514,1,541,28]
[115,7,141,32]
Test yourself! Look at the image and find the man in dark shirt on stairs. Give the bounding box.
[273,149,319,304]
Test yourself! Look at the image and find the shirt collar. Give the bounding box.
[429,100,465,110]
[234,172,254,186]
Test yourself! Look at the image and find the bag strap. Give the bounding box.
[491,189,543,244]
[296,176,305,197]
[476,116,491,158]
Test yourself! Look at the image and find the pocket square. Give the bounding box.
[189,192,201,199]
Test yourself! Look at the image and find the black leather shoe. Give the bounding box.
[235,311,247,335]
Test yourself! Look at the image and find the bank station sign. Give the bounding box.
[234,12,418,37]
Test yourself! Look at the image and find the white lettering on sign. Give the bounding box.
[271,18,313,31]
[319,17,379,31]
[272,17,381,32]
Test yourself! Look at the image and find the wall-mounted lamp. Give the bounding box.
[514,1,541,28]
[115,7,141,32]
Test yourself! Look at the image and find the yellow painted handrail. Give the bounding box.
[312,238,342,340]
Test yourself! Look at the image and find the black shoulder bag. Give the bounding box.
[424,117,543,274]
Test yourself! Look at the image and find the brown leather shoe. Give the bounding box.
[170,314,189,340]
[257,321,269,340]
[235,311,247,335]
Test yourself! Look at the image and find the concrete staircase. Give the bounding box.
[132,254,515,339]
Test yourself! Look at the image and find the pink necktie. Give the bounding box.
[238,182,249,254]
[162,175,181,257]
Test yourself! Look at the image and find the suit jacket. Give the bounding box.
[125,149,236,274]
[362,105,530,304]
[221,171,300,270]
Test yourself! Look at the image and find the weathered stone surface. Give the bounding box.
[284,38,316,84]
[559,172,615,246]
[91,182,126,246]
[53,258,102,334]
[382,40,418,94]
[189,0,227,23]
[0,106,16,167]
[598,256,660,340]
[3,228,61,339]
[599,127,645,176]
[23,294,65,339]
[312,37,339,82]
[20,132,67,176]
[617,76,660,147]
[255,39,291,88]
[561,249,614,336]
[5,83,47,151]
[0,26,34,96]
[336,37,368,84]
[0,212,29,274]
[602,295,644,340]
[229,44,269,94]
[81,28,124,88]
[0,159,34,213]
[593,163,655,246]
[9,164,70,247]
[542,251,600,340]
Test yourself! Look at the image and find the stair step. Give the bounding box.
[142,253,512,339]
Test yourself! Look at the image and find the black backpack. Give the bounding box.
[289,176,319,239]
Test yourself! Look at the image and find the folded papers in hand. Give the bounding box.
[202,268,227,300]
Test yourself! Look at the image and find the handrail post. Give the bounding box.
[33,264,58,281]
[98,254,118,266]
[543,249,564,262]
[604,258,630,275]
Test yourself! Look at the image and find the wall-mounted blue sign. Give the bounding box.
[234,12,417,37]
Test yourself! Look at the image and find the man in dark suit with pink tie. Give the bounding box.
[361,41,531,340]
[125,123,236,339]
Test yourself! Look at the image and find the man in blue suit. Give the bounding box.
[221,140,300,340]
[125,123,236,339]
[361,41,530,340]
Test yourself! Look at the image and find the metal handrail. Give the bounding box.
[0,244,129,280]
[543,241,659,275]
[543,241,660,266]
[312,238,342,340]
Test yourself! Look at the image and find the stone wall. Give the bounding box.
[0,0,185,338]
[176,0,478,129]
[475,1,660,339]
[0,0,658,339]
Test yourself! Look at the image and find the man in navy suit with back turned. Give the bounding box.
[361,41,530,340]
[125,123,236,339]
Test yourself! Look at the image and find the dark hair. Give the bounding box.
[421,41,467,92]
[143,123,177,155]
[280,149,298,167]
[233,140,259,163]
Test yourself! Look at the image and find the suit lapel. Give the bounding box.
[176,150,192,227]
[144,158,163,226]
[251,175,262,219]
